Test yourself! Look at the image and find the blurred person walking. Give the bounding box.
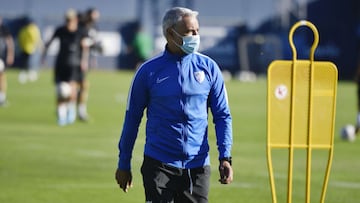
[115,7,233,202]
[131,21,153,69]
[42,9,89,126]
[355,53,360,135]
[118,21,153,70]
[76,7,102,121]
[17,16,42,84]
[79,7,102,69]
[0,16,14,106]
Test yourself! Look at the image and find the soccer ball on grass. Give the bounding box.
[57,82,72,99]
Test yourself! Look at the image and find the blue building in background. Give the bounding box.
[0,0,359,79]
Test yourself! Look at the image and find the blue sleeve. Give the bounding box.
[208,61,233,159]
[118,67,148,170]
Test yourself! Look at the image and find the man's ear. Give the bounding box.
[166,28,173,37]
[166,28,176,42]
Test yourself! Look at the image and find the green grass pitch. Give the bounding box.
[0,68,359,202]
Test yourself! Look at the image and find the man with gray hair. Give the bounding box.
[115,7,233,202]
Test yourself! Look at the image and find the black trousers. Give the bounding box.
[19,52,31,70]
[141,155,210,203]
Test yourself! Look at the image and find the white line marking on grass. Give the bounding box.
[331,181,360,189]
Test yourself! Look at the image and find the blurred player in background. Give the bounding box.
[0,16,15,106]
[17,16,42,84]
[131,21,153,69]
[76,7,102,121]
[79,7,102,69]
[42,9,89,126]
[118,20,153,70]
[355,57,360,135]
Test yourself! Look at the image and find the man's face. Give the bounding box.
[170,15,199,46]
[91,10,100,22]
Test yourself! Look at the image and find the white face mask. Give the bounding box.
[172,29,200,54]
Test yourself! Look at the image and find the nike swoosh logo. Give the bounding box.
[156,76,169,84]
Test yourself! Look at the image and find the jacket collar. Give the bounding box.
[163,45,193,61]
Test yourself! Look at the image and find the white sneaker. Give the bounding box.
[67,107,76,124]
[18,71,28,84]
[28,71,38,82]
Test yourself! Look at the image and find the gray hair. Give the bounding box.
[162,7,198,36]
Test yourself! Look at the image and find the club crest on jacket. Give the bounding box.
[194,71,205,83]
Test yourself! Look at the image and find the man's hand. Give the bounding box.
[218,160,233,184]
[115,169,133,192]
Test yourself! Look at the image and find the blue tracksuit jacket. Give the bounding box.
[118,48,232,170]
